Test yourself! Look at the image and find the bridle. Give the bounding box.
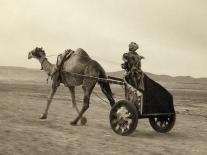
[31,48,46,70]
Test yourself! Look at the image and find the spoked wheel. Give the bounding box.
[149,114,176,133]
[110,100,138,136]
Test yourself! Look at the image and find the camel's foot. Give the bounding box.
[80,117,87,125]
[70,120,78,126]
[39,113,47,119]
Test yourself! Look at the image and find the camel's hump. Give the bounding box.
[75,48,90,57]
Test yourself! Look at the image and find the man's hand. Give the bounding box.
[140,55,145,59]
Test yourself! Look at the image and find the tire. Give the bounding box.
[109,100,138,136]
[149,114,176,133]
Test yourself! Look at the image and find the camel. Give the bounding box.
[28,47,115,125]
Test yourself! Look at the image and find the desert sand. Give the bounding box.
[0,67,207,155]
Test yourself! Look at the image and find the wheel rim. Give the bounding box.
[111,106,133,134]
[152,115,175,130]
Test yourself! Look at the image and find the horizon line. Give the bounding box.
[0,65,206,79]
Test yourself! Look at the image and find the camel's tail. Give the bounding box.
[98,67,115,107]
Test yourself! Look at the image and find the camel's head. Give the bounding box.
[28,47,46,59]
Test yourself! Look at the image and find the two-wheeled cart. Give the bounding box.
[107,75,176,136]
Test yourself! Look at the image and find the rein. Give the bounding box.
[45,53,120,66]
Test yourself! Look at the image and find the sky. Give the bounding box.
[0,0,206,77]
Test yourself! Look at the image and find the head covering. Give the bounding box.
[129,42,139,52]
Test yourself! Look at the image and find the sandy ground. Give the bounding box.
[0,82,207,155]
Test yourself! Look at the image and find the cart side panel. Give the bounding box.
[142,75,175,115]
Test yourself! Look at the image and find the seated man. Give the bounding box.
[121,42,145,92]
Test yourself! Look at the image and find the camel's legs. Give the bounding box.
[40,85,58,119]
[68,86,80,114]
[70,83,96,125]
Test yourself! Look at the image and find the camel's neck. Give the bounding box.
[38,57,55,76]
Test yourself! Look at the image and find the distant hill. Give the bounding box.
[108,70,207,90]
[108,70,207,83]
[0,66,207,90]
[0,66,47,84]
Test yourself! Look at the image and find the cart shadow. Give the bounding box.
[131,130,189,139]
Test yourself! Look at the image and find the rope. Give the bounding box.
[46,54,60,57]
[45,52,121,66]
[91,56,120,66]
[61,71,125,85]
[93,92,110,104]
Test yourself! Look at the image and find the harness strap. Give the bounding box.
[52,50,74,84]
[40,57,47,70]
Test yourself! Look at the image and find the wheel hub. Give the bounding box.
[115,106,132,132]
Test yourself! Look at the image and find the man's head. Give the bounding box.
[129,42,139,52]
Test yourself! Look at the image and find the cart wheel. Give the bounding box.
[149,114,176,133]
[110,100,138,136]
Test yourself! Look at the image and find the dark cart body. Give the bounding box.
[143,75,175,115]
[125,74,175,117]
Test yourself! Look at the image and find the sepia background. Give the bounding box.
[0,1,207,155]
